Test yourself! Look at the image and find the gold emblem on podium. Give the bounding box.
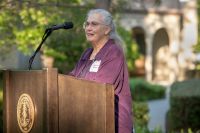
[17,93,35,133]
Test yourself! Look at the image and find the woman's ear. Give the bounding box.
[104,27,111,35]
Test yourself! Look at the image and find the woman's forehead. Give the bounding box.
[87,13,104,22]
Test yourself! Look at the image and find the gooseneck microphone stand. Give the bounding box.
[28,29,52,70]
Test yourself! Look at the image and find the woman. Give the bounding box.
[69,9,133,133]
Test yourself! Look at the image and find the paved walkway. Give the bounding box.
[147,86,170,133]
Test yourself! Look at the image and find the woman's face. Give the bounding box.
[84,13,110,45]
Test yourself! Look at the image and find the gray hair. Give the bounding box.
[86,9,126,52]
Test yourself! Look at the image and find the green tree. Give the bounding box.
[0,0,138,73]
[117,26,140,74]
[0,1,91,73]
[193,0,200,70]
[194,0,200,52]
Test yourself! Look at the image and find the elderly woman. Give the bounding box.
[69,9,133,133]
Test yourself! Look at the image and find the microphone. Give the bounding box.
[28,22,73,70]
[47,22,73,31]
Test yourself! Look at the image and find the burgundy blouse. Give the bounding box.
[69,39,133,133]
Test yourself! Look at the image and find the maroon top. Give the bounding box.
[69,39,133,133]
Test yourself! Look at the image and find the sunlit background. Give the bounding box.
[0,0,200,133]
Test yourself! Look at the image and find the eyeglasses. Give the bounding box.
[83,21,108,29]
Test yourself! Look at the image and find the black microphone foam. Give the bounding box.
[63,22,73,29]
[48,22,73,31]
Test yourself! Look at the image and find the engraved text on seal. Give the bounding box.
[17,93,35,133]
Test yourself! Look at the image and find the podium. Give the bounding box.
[3,68,114,133]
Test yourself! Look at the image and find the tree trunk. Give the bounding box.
[95,0,111,11]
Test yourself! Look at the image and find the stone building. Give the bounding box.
[118,0,198,83]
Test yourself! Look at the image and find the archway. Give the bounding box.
[152,28,170,81]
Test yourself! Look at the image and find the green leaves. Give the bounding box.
[0,1,89,72]
[196,0,200,53]
[117,26,140,73]
[0,1,142,73]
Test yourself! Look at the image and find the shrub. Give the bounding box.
[0,71,3,132]
[133,102,150,133]
[133,102,149,127]
[168,79,200,132]
[130,78,166,101]
[0,90,2,132]
[133,102,163,133]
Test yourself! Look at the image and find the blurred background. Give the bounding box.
[0,0,200,133]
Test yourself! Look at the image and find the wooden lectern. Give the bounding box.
[3,68,114,133]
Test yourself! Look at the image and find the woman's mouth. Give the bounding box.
[87,33,94,37]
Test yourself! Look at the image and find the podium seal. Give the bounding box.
[17,93,35,133]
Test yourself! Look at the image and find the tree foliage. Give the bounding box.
[0,1,91,73]
[117,26,140,73]
[194,0,200,52]
[0,0,139,73]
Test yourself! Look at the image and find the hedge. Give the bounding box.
[0,71,3,132]
[130,78,166,101]
[167,79,200,132]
